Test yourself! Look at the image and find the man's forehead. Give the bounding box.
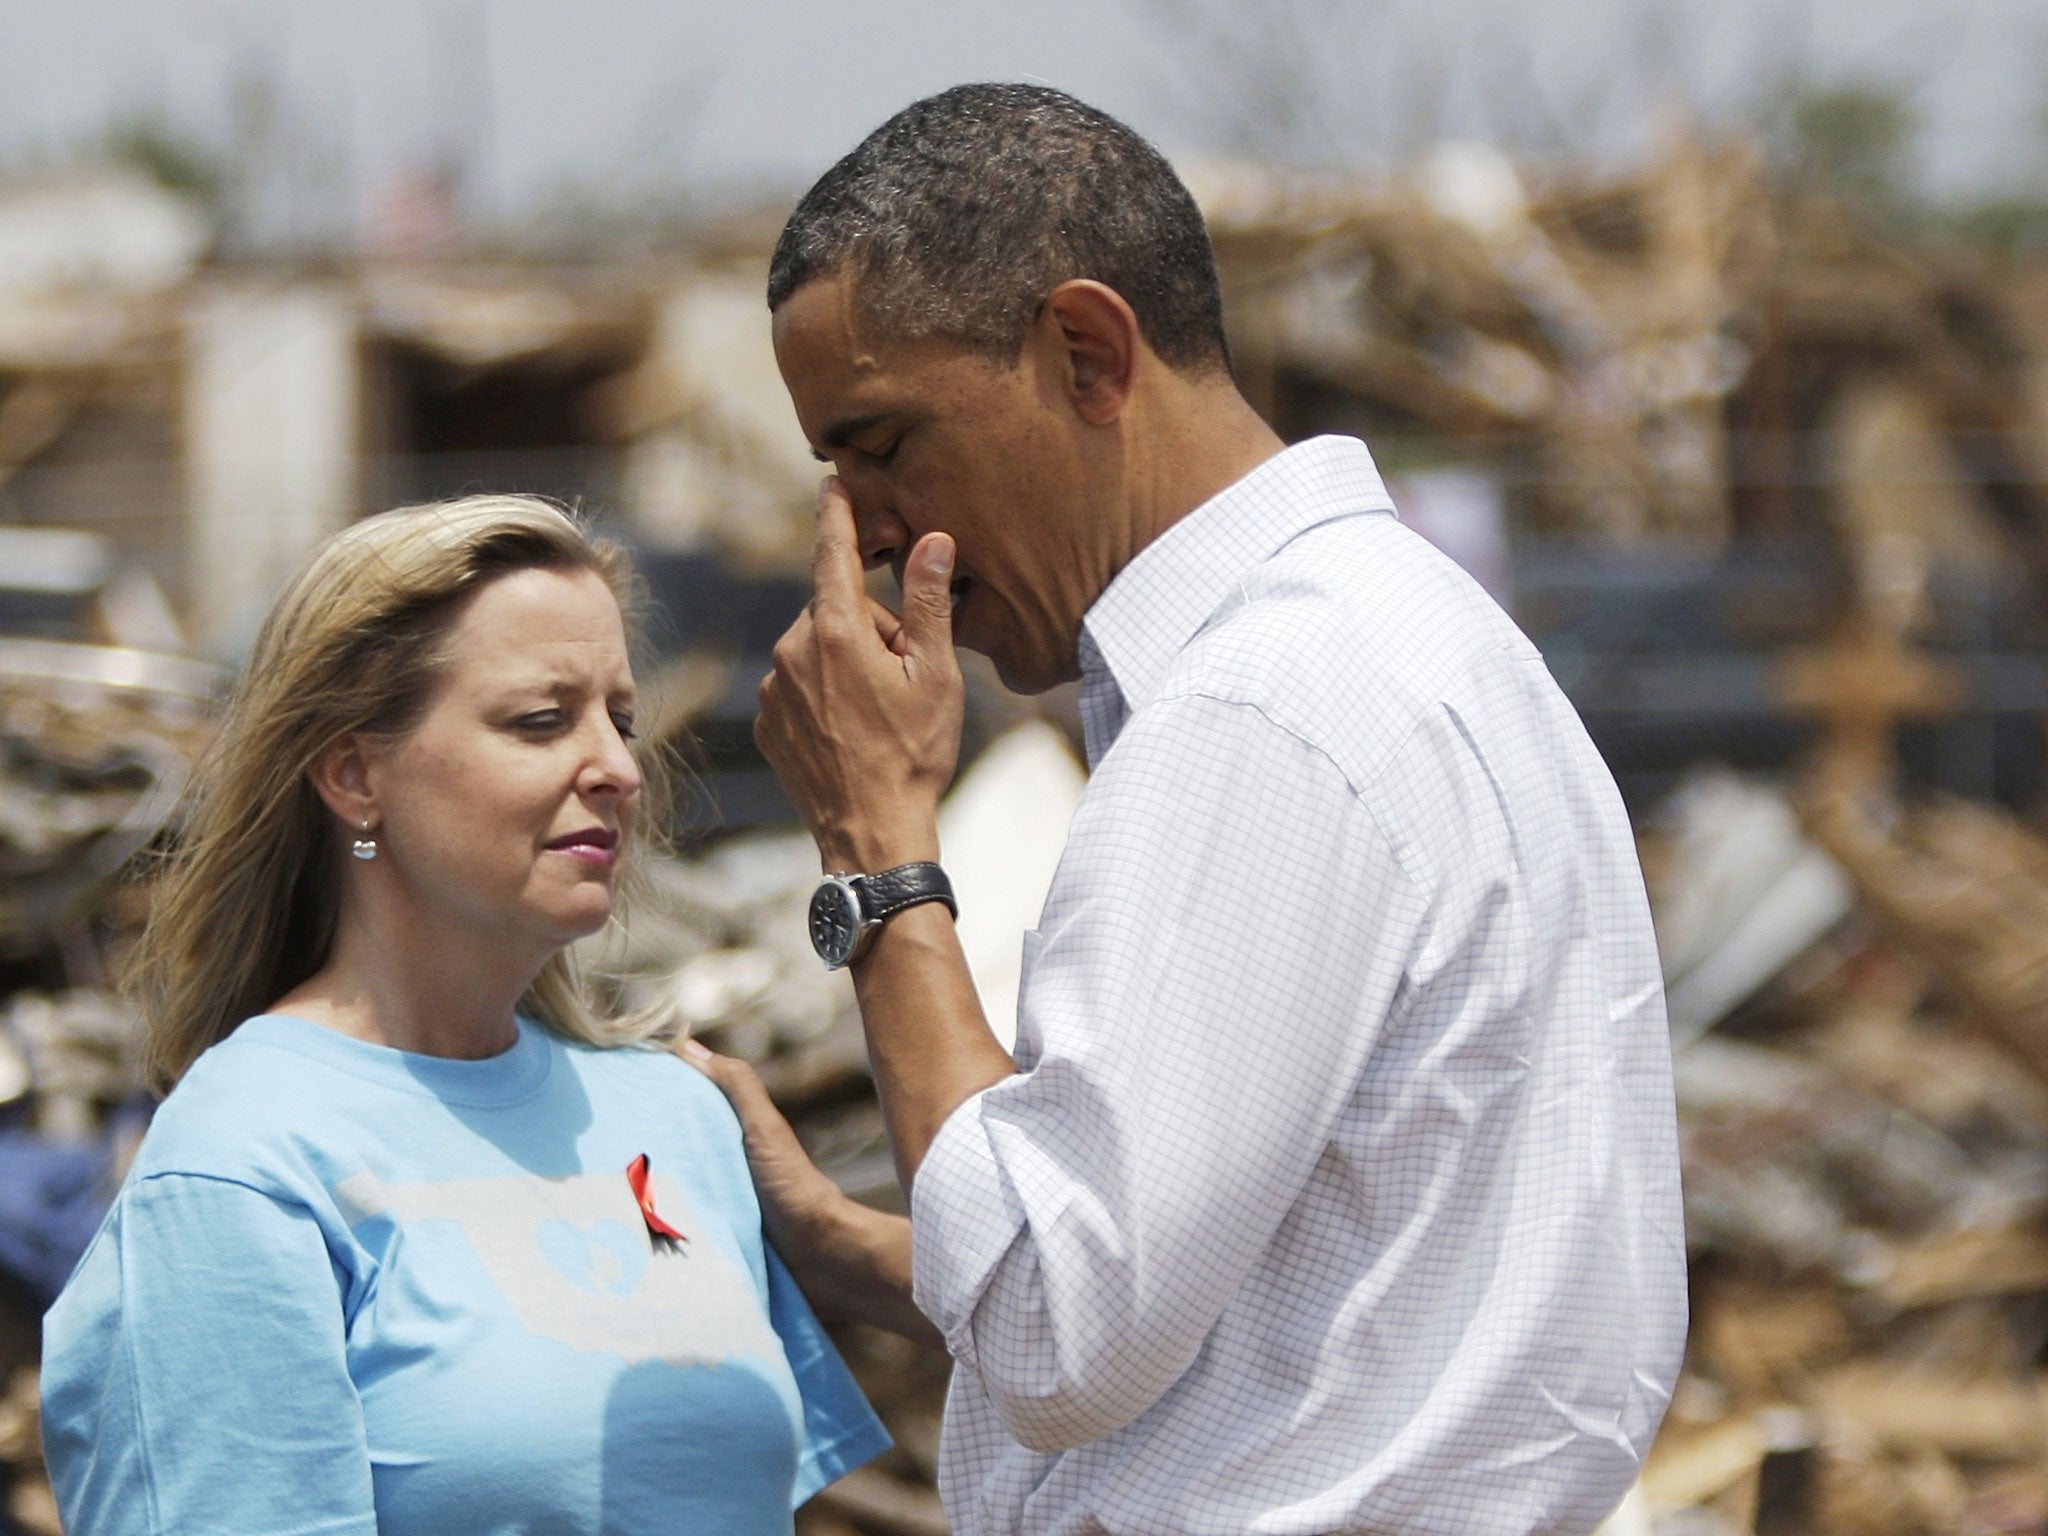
[773,269,1012,378]
[772,270,882,372]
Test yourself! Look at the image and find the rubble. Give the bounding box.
[1632,771,2048,1536]
[0,619,223,1528]
[0,638,219,959]
[1197,134,2048,566]
[1650,769,1856,1046]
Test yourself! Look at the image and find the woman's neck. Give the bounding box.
[272,896,538,1059]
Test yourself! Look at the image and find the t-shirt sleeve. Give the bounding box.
[764,1240,893,1506]
[40,1171,377,1536]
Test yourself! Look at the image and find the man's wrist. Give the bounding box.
[817,821,940,874]
[847,895,956,971]
[792,1186,893,1287]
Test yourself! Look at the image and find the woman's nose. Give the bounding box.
[583,717,642,799]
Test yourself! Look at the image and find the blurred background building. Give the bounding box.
[3,2,2048,1533]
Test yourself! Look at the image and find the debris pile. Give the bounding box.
[0,635,206,1535]
[0,640,217,964]
[1197,137,2048,563]
[1633,773,2048,1536]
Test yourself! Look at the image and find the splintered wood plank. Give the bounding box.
[1642,1415,1769,1512]
[1815,1365,2048,1460]
[1870,1224,2048,1310]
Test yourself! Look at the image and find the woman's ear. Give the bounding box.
[307,734,377,833]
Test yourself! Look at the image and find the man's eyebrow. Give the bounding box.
[817,413,890,453]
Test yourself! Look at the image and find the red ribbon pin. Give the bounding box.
[626,1154,687,1245]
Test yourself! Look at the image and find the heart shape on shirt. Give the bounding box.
[536,1218,647,1299]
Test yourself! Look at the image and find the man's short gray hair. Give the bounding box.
[768,83,1231,374]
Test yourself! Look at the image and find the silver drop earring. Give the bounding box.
[351,820,378,861]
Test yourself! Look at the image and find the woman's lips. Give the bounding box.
[545,828,618,866]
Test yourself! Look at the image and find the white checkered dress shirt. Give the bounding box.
[911,435,1686,1536]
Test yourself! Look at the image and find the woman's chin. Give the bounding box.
[536,892,618,948]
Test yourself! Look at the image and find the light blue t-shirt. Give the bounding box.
[41,1014,891,1536]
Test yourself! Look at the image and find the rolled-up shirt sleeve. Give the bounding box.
[911,690,1429,1453]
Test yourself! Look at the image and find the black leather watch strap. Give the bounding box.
[858,861,958,923]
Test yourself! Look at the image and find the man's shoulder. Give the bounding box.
[1152,513,1537,782]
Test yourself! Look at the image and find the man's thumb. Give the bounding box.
[902,533,957,652]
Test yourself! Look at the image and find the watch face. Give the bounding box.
[808,879,862,968]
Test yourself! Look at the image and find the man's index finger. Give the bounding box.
[810,478,867,616]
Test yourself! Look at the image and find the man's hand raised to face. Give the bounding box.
[756,477,965,874]
[756,478,1012,1193]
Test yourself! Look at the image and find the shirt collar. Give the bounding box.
[1076,435,1395,763]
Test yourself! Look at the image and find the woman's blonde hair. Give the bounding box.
[132,495,674,1090]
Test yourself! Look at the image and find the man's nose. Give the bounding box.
[848,496,914,577]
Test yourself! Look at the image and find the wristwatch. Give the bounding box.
[808,861,957,970]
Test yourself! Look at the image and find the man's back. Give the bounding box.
[912,437,1685,1535]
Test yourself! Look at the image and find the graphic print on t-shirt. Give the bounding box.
[334,1169,781,1366]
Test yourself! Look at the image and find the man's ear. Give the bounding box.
[1041,280,1139,426]
[307,733,378,834]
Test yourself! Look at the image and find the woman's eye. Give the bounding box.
[611,714,638,742]
[514,710,564,733]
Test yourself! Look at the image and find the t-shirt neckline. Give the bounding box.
[231,1012,556,1107]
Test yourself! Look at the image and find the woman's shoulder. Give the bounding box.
[130,1016,358,1188]
[552,1033,737,1118]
